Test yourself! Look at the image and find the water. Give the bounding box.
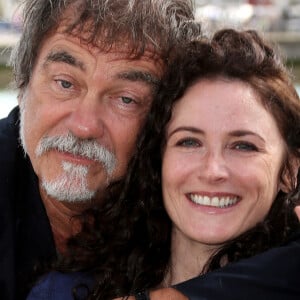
[1,86,300,119]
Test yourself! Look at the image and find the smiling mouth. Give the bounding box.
[189,194,240,208]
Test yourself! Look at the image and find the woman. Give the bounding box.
[27,29,300,300]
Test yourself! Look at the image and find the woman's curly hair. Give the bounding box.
[61,29,300,299]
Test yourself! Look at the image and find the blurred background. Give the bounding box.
[0,0,300,117]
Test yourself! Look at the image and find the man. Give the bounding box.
[0,1,198,299]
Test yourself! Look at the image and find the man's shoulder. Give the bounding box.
[0,108,23,300]
[0,106,19,138]
[0,106,22,195]
[0,106,20,160]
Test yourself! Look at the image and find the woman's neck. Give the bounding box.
[164,227,220,286]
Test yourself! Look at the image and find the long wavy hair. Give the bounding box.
[63,29,300,299]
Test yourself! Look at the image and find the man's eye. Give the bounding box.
[56,79,73,89]
[233,142,258,151]
[121,96,135,104]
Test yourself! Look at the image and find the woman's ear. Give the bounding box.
[295,206,300,221]
[279,157,300,193]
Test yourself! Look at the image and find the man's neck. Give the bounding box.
[39,188,93,254]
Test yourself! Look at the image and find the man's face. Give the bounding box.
[19,29,163,204]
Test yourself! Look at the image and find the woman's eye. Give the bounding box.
[233,142,258,151]
[176,138,200,148]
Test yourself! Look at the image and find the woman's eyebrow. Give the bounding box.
[167,126,203,138]
[229,130,266,143]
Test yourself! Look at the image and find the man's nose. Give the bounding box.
[66,94,105,140]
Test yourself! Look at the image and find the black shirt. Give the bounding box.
[175,229,300,300]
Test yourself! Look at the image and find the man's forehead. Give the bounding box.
[41,45,162,90]
[39,13,165,83]
[54,7,165,66]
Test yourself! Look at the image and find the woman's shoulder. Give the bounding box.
[27,271,95,300]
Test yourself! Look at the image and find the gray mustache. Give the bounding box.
[35,132,117,175]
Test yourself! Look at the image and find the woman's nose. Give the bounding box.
[199,151,229,183]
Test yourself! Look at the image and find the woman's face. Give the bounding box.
[162,78,286,247]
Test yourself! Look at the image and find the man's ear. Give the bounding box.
[17,87,28,105]
[17,93,23,106]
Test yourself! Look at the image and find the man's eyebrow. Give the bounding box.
[117,70,161,88]
[44,50,85,71]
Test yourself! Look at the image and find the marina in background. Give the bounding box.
[1,0,300,61]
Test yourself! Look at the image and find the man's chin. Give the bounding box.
[42,180,96,204]
[54,195,95,204]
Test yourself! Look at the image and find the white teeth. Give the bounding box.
[190,194,239,208]
[219,197,225,207]
[203,195,210,205]
[211,197,219,206]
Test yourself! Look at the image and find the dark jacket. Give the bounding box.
[27,229,300,300]
[175,228,300,299]
[0,107,56,300]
